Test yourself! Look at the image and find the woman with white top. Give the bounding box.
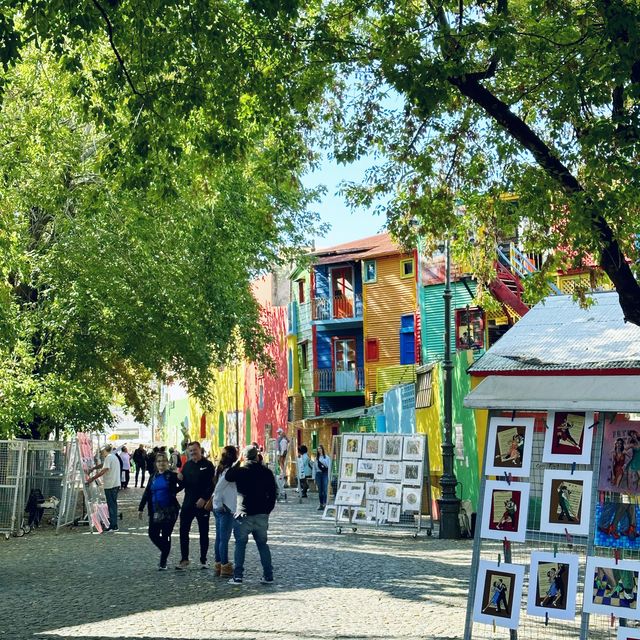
[211,446,238,578]
[315,445,332,510]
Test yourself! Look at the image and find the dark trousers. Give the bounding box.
[300,477,309,497]
[104,487,119,529]
[135,466,146,487]
[121,469,130,489]
[179,505,210,563]
[149,519,177,567]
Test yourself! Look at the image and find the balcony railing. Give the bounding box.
[314,367,365,392]
[311,294,363,321]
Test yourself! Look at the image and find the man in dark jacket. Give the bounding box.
[225,445,277,584]
[132,444,147,488]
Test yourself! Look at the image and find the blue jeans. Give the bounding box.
[104,487,119,529]
[214,508,234,564]
[316,472,329,506]
[233,514,273,580]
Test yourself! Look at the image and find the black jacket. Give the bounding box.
[180,458,215,508]
[225,460,277,516]
[132,448,146,466]
[138,471,182,518]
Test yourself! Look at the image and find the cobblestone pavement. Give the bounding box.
[1,488,474,640]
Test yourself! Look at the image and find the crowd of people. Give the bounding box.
[86,431,333,583]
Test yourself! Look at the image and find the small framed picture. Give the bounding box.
[527,551,579,620]
[374,461,386,480]
[402,486,421,512]
[351,506,371,524]
[366,500,378,521]
[342,434,362,459]
[402,462,423,486]
[618,627,640,639]
[366,481,381,500]
[485,416,535,477]
[595,502,640,550]
[357,459,376,476]
[337,506,352,523]
[335,482,365,506]
[583,556,640,620]
[543,411,594,464]
[540,469,592,536]
[384,461,402,481]
[380,482,402,504]
[383,435,403,461]
[402,435,425,461]
[388,503,401,523]
[362,435,382,460]
[473,560,525,629]
[377,501,389,524]
[340,458,357,482]
[480,480,530,543]
[321,505,337,521]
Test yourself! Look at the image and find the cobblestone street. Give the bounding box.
[1,488,473,640]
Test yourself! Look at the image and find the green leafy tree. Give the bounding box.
[315,0,640,322]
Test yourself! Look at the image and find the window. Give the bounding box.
[300,341,309,370]
[297,279,305,303]
[401,258,414,278]
[415,366,434,408]
[365,337,380,362]
[455,307,485,350]
[399,314,416,365]
[363,259,377,283]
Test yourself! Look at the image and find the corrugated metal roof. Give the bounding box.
[469,292,640,374]
[313,232,407,266]
[306,406,368,420]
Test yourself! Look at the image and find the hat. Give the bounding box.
[243,445,259,460]
[276,428,284,434]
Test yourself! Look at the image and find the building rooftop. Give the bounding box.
[468,291,640,375]
[313,232,408,266]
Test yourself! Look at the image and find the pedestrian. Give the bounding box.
[210,445,238,578]
[147,447,158,479]
[315,445,331,510]
[87,444,121,532]
[120,446,131,489]
[297,445,312,498]
[138,451,182,570]
[169,447,183,471]
[133,444,147,488]
[276,428,289,484]
[225,445,277,584]
[175,441,215,570]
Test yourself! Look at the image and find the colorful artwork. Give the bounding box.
[527,552,579,621]
[540,470,592,536]
[542,411,594,464]
[402,462,423,486]
[351,506,373,524]
[362,435,382,460]
[473,560,525,629]
[599,420,640,494]
[583,556,640,620]
[340,458,357,482]
[380,482,402,504]
[485,416,535,477]
[480,480,530,543]
[595,502,640,550]
[341,435,362,459]
[402,436,425,461]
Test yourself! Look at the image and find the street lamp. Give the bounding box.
[438,237,461,539]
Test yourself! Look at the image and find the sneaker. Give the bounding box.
[228,577,243,584]
[260,577,274,584]
[317,505,323,510]
[200,561,209,570]
[158,564,168,571]
[175,560,190,571]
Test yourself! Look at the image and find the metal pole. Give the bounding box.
[438,238,461,539]
[235,362,240,446]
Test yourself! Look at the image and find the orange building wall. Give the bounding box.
[363,253,416,402]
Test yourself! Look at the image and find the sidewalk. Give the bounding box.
[0,488,472,639]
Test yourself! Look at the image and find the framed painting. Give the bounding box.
[485,416,535,477]
[388,504,401,523]
[377,501,389,524]
[380,482,402,504]
[383,435,403,461]
[599,421,640,494]
[402,462,423,486]
[351,506,373,524]
[357,459,376,476]
[527,551,579,621]
[473,560,525,629]
[366,500,378,521]
[335,482,365,506]
[402,435,425,461]
[337,506,352,523]
[384,461,402,482]
[321,505,337,521]
[402,486,421,512]
[583,556,640,620]
[480,480,530,543]
[595,502,640,550]
[540,469,593,536]
[341,434,362,459]
[542,411,594,464]
[340,458,357,482]
[362,435,382,460]
[366,481,381,501]
[374,461,386,480]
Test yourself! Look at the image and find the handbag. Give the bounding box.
[153,504,178,523]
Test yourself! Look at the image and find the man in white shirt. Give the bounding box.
[119,446,131,489]
[88,444,121,532]
[276,429,289,484]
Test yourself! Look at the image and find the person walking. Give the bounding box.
[169,447,183,472]
[138,451,182,570]
[315,445,331,510]
[133,444,147,488]
[147,447,158,480]
[210,446,238,578]
[276,428,289,485]
[87,444,121,532]
[175,441,215,570]
[120,446,131,489]
[225,445,277,584]
[297,445,312,498]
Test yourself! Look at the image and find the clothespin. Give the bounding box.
[511,410,516,422]
[564,528,573,544]
[545,612,549,626]
[611,613,615,627]
[553,543,558,558]
[497,553,501,567]
[503,471,512,485]
[571,461,576,475]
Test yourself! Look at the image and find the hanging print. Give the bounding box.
[542,411,595,464]
[480,480,530,543]
[484,416,535,477]
[599,419,640,494]
[594,501,640,550]
[527,551,579,621]
[583,556,640,620]
[540,470,593,536]
[472,560,525,630]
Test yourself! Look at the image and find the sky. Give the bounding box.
[303,153,386,250]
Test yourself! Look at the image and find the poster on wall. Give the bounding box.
[526,551,579,621]
[540,469,593,536]
[472,560,525,629]
[599,422,640,494]
[595,501,640,550]
[542,411,595,464]
[583,556,640,620]
[480,480,530,543]
[484,416,535,477]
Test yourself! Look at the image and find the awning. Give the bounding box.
[464,375,640,412]
[306,406,368,421]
